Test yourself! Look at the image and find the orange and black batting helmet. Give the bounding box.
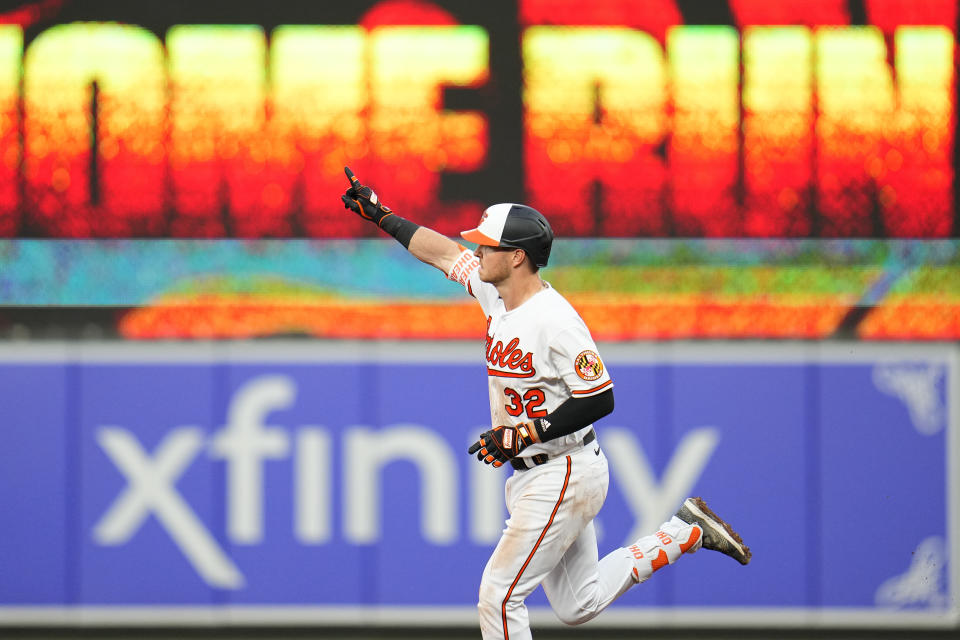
[460,203,554,268]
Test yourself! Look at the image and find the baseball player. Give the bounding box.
[340,167,751,638]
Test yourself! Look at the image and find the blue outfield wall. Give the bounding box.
[0,342,957,628]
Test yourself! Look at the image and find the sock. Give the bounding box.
[627,516,703,583]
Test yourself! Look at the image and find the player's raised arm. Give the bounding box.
[340,166,463,274]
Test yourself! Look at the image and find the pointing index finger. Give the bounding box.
[344,166,360,186]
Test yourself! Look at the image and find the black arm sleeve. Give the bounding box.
[532,388,614,442]
[379,214,421,249]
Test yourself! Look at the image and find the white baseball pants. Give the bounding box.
[477,443,701,639]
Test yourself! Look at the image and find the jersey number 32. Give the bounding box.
[504,387,547,418]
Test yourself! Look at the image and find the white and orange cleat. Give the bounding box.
[675,497,751,565]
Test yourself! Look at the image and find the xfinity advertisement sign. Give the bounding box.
[0,343,957,628]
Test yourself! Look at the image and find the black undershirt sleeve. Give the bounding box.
[532,388,614,442]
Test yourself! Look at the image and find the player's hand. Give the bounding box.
[341,166,394,227]
[468,423,537,468]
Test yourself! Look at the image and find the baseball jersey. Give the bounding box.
[447,248,613,461]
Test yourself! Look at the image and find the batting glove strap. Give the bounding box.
[467,423,537,468]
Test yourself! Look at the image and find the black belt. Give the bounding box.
[510,428,596,471]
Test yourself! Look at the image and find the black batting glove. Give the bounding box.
[341,166,394,227]
[467,423,537,468]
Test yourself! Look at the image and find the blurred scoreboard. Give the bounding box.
[0,0,955,238]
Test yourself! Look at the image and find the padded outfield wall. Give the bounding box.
[0,341,957,629]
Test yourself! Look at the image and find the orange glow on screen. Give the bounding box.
[23,23,165,236]
[523,27,668,236]
[163,22,488,238]
[271,26,367,238]
[365,25,488,235]
[864,0,957,33]
[667,26,739,235]
[520,2,954,238]
[816,26,953,236]
[742,27,813,236]
[0,26,19,235]
[519,0,683,43]
[729,0,850,26]
[168,26,273,236]
[117,293,864,341]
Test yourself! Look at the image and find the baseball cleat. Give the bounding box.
[675,497,752,565]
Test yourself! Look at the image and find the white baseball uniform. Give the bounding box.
[447,248,703,639]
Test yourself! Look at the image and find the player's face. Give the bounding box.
[474,245,516,284]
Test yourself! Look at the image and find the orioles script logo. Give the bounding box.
[485,316,536,378]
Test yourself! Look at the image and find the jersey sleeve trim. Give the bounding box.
[487,368,537,379]
[571,379,613,396]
